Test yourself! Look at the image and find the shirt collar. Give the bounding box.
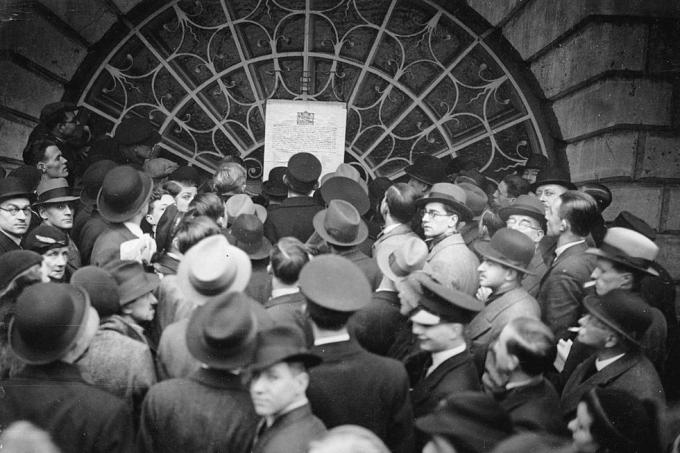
[271,287,300,299]
[554,239,585,259]
[123,221,144,238]
[382,223,402,236]
[595,353,625,371]
[429,343,466,373]
[314,332,351,346]
[265,398,309,427]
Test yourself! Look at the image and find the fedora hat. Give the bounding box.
[611,211,656,241]
[98,166,153,223]
[225,194,267,223]
[114,117,161,147]
[415,183,473,221]
[106,260,160,305]
[250,325,321,372]
[376,236,428,282]
[33,178,79,206]
[0,250,43,292]
[530,167,576,191]
[9,283,90,364]
[186,291,258,370]
[177,234,252,305]
[71,266,121,318]
[23,223,69,255]
[285,152,322,193]
[320,163,368,194]
[262,166,287,199]
[474,228,536,274]
[405,155,447,185]
[320,176,370,215]
[313,199,368,247]
[80,159,117,205]
[586,227,659,276]
[583,289,652,346]
[457,182,488,219]
[0,177,32,203]
[231,214,272,260]
[498,194,547,231]
[299,254,372,312]
[409,272,483,325]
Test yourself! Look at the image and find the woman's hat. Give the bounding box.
[320,176,370,215]
[0,250,43,292]
[23,224,70,255]
[34,178,79,206]
[98,166,153,223]
[583,289,652,346]
[225,194,267,223]
[299,255,372,312]
[474,228,536,275]
[9,283,91,364]
[71,266,121,318]
[249,325,321,372]
[231,213,273,260]
[376,236,428,282]
[312,199,368,247]
[415,183,473,222]
[106,260,160,305]
[586,227,659,276]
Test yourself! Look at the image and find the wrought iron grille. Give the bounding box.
[78,0,548,181]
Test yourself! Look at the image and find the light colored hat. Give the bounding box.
[586,227,659,276]
[225,194,267,223]
[34,178,79,206]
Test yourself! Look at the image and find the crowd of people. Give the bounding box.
[0,101,678,453]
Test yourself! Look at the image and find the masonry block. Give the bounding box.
[552,79,672,141]
[0,61,64,118]
[111,0,143,15]
[656,234,680,280]
[664,189,680,232]
[566,132,638,182]
[465,0,524,27]
[603,184,663,230]
[40,0,118,44]
[0,117,34,162]
[531,22,647,99]
[640,134,680,180]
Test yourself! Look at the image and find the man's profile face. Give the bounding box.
[250,361,306,417]
[0,197,32,237]
[40,145,69,179]
[544,197,563,237]
[535,184,566,209]
[591,257,629,296]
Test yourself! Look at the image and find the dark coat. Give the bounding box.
[0,362,134,453]
[138,368,259,453]
[265,291,314,347]
[536,241,596,339]
[76,209,109,265]
[246,259,272,305]
[560,351,665,419]
[307,339,415,453]
[522,251,548,298]
[337,248,382,291]
[152,253,180,276]
[348,290,409,357]
[252,404,326,453]
[495,378,565,435]
[264,196,323,243]
[0,230,21,256]
[90,223,137,267]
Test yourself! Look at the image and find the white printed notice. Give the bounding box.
[263,99,347,180]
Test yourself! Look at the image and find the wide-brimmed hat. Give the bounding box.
[611,211,656,241]
[404,155,447,186]
[225,194,267,223]
[71,266,121,318]
[8,167,41,194]
[262,166,287,199]
[313,199,368,247]
[80,159,118,205]
[586,227,659,276]
[34,178,79,206]
[579,182,612,213]
[376,236,428,282]
[409,272,483,325]
[106,260,160,305]
[249,325,321,372]
[0,250,43,292]
[23,224,70,255]
[583,289,652,346]
[415,183,473,221]
[530,167,576,191]
[9,283,90,364]
[474,228,535,275]
[177,234,252,305]
[186,291,258,370]
[0,177,32,203]
[320,164,368,194]
[299,254,372,312]
[114,117,161,147]
[320,176,370,215]
[498,194,547,232]
[285,152,322,193]
[98,166,153,223]
[415,391,513,453]
[457,182,488,219]
[231,214,272,260]
[143,158,179,180]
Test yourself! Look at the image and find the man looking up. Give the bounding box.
[371,182,419,258]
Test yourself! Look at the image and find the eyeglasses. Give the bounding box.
[506,217,541,230]
[422,210,452,219]
[0,206,33,217]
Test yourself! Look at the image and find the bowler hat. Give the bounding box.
[586,227,659,276]
[299,254,371,312]
[285,152,321,193]
[143,158,179,180]
[114,117,161,147]
[262,166,287,199]
[580,182,612,213]
[0,250,43,292]
[225,194,267,223]
[313,199,368,247]
[415,183,473,221]
[106,260,160,305]
[98,166,153,223]
[71,266,120,318]
[232,214,272,260]
[23,224,69,255]
[8,167,41,193]
[81,160,118,205]
[415,391,513,453]
[320,176,370,215]
[376,236,428,282]
[177,234,252,305]
[34,178,79,206]
[9,283,90,364]
[611,211,656,241]
[186,291,258,369]
[169,165,201,186]
[474,228,535,275]
[409,272,483,325]
[498,194,547,232]
[405,155,447,186]
[0,177,32,203]
[458,182,488,219]
[530,167,576,191]
[39,102,77,125]
[583,289,652,346]
[320,163,368,194]
[249,325,321,372]
[524,153,548,170]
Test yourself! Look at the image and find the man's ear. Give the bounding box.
[604,332,620,349]
[559,218,569,233]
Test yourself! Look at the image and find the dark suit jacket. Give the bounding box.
[0,362,134,453]
[91,223,137,267]
[560,351,665,419]
[246,259,272,305]
[0,230,21,256]
[264,196,323,243]
[338,248,382,291]
[536,241,596,339]
[76,209,110,265]
[495,378,565,435]
[252,404,326,453]
[265,291,314,347]
[348,290,408,356]
[308,339,414,453]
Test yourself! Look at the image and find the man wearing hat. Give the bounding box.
[417,182,479,295]
[249,326,326,453]
[265,152,324,243]
[91,165,156,267]
[231,213,273,305]
[139,292,263,453]
[0,177,34,256]
[467,228,540,351]
[520,153,548,185]
[261,166,288,207]
[499,194,548,297]
[457,181,490,249]
[111,117,161,168]
[560,289,665,419]
[371,182,419,258]
[301,255,415,453]
[0,282,134,453]
[312,199,382,290]
[405,154,448,196]
[579,182,612,247]
[407,272,483,421]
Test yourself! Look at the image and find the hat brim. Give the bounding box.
[120,273,160,305]
[531,179,577,192]
[583,295,641,346]
[376,237,424,282]
[34,195,80,207]
[320,177,370,215]
[404,166,438,186]
[262,181,287,198]
[312,209,369,247]
[97,171,153,223]
[585,248,659,277]
[249,348,322,373]
[237,237,273,261]
[415,196,473,222]
[474,241,534,275]
[0,191,33,202]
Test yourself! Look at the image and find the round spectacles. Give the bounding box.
[422,210,452,219]
[0,206,33,217]
[506,218,541,231]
